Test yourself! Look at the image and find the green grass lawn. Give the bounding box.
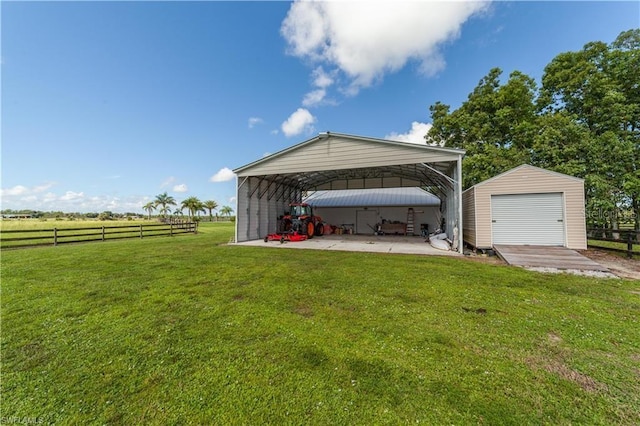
[2,222,639,424]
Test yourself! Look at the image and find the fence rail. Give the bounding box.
[0,222,197,249]
[587,228,639,259]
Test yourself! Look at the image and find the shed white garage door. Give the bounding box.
[491,193,565,246]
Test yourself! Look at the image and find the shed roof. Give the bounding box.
[467,164,583,192]
[304,187,441,208]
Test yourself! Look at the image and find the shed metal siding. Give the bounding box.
[469,165,586,250]
[462,187,477,247]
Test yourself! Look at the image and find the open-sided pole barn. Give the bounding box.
[233,132,465,253]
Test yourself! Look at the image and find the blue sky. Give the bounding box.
[2,1,638,213]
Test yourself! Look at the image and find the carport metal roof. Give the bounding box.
[233,132,464,198]
[304,187,441,208]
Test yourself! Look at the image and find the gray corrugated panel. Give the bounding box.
[304,187,440,207]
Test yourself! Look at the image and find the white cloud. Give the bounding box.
[173,184,188,193]
[1,182,56,197]
[160,176,176,188]
[43,192,57,203]
[248,117,264,128]
[301,67,337,107]
[229,196,237,204]
[0,185,154,213]
[281,108,316,137]
[281,0,489,94]
[210,167,235,183]
[59,191,84,201]
[312,66,334,88]
[385,122,433,144]
[1,185,29,196]
[302,89,326,107]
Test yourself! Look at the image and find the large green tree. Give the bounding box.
[427,30,639,229]
[428,68,538,188]
[538,29,639,229]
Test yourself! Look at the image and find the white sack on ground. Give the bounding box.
[430,238,451,251]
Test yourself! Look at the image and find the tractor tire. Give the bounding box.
[315,222,324,236]
[305,220,315,239]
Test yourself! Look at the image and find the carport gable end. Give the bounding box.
[232,132,465,253]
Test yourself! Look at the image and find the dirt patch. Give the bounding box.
[543,361,608,393]
[293,304,314,318]
[547,333,563,345]
[580,249,640,280]
[524,332,608,394]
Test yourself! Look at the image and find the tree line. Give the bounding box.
[426,29,639,230]
[143,192,234,222]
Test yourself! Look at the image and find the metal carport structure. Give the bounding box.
[232,132,465,253]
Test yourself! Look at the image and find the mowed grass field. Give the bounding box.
[2,222,639,424]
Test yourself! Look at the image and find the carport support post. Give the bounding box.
[456,154,464,254]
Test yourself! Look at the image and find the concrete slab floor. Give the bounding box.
[233,234,461,256]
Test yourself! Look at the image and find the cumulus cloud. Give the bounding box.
[1,182,56,197]
[248,117,264,128]
[0,184,153,213]
[1,185,29,196]
[301,67,337,107]
[59,191,84,201]
[312,66,334,88]
[302,89,327,107]
[160,176,176,188]
[281,0,489,94]
[281,108,316,137]
[385,122,433,144]
[173,184,188,193]
[210,167,235,183]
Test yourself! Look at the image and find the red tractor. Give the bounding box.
[281,203,324,239]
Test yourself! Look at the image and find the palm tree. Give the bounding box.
[154,192,176,218]
[181,196,203,220]
[203,200,218,222]
[220,205,234,218]
[143,202,156,220]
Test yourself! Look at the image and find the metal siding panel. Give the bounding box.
[238,138,462,175]
[491,193,565,246]
[462,188,476,246]
[356,210,379,234]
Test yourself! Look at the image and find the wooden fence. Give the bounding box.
[0,222,197,249]
[587,228,639,259]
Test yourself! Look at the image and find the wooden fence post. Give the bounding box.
[102,226,105,241]
[170,223,173,236]
[53,228,57,246]
[140,224,143,239]
[627,232,633,259]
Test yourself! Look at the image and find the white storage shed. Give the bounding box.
[463,164,587,250]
